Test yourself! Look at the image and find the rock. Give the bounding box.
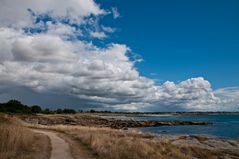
[22,114,212,130]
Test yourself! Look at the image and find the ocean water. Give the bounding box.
[122,114,239,139]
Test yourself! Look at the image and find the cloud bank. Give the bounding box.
[0,0,238,111]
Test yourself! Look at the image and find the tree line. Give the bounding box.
[0,99,112,114]
[0,100,76,114]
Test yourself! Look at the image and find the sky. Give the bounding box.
[0,0,238,111]
[96,0,239,89]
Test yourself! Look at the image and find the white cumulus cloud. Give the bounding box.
[90,31,107,39]
[0,0,104,28]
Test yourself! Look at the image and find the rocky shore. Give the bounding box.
[109,120,210,129]
[22,114,211,129]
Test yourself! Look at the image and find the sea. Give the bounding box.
[112,114,239,139]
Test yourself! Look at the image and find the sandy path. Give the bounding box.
[32,129,74,159]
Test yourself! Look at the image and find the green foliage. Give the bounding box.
[42,108,53,114]
[62,108,76,114]
[31,105,42,113]
[0,100,31,114]
[90,109,96,113]
[56,108,63,114]
[0,100,78,114]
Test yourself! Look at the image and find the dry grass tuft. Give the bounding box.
[0,114,51,159]
[0,124,35,159]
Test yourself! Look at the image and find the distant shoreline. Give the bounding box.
[93,112,239,117]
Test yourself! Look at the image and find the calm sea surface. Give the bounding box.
[114,114,239,139]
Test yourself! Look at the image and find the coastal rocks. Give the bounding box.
[109,119,211,129]
[23,115,79,125]
[169,135,239,158]
[22,114,211,129]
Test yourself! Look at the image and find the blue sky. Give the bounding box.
[0,0,239,111]
[97,0,239,89]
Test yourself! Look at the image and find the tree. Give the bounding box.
[5,99,28,113]
[63,109,76,114]
[56,109,63,114]
[31,105,42,113]
[0,104,6,112]
[43,108,52,114]
[90,109,96,113]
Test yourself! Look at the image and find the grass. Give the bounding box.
[0,114,51,159]
[29,124,220,159]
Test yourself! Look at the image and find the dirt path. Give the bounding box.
[32,129,74,159]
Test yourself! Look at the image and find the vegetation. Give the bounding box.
[0,100,32,114]
[0,114,50,159]
[0,100,76,114]
[55,108,76,114]
[29,124,231,159]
